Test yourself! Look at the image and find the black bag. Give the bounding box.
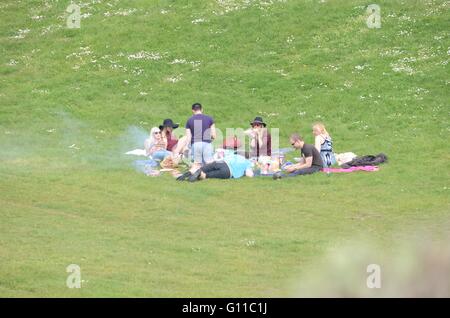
[342,153,388,168]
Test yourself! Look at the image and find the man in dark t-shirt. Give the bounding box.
[273,133,323,179]
[185,103,216,169]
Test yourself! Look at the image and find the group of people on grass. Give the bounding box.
[143,103,337,182]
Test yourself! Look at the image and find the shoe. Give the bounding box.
[176,171,191,181]
[273,171,283,180]
[188,169,202,182]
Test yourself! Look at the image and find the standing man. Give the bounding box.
[273,133,323,179]
[185,103,216,170]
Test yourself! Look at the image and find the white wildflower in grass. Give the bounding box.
[286,35,295,44]
[343,81,353,88]
[169,58,201,71]
[104,8,138,17]
[160,9,169,14]
[298,111,306,116]
[166,74,183,83]
[46,129,56,133]
[191,18,206,24]
[66,46,93,59]
[127,51,164,61]
[214,0,286,15]
[169,58,187,64]
[245,240,256,247]
[31,15,44,21]
[41,24,61,36]
[139,92,148,96]
[31,89,49,94]
[131,67,144,76]
[10,28,30,39]
[354,64,370,71]
[275,69,288,76]
[324,64,340,71]
[379,48,404,57]
[398,30,411,36]
[124,80,129,84]
[6,59,18,66]
[390,56,418,75]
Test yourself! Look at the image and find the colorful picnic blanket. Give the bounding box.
[322,166,379,173]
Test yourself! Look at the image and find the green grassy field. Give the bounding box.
[0,0,449,297]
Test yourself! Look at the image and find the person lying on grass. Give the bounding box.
[177,153,254,182]
[273,134,324,180]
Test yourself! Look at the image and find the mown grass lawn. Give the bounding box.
[0,0,449,297]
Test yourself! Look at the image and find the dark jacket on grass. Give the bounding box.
[341,153,388,168]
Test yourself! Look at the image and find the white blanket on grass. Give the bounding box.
[125,149,147,156]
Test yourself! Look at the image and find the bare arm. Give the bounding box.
[297,156,313,169]
[210,123,216,140]
[286,156,312,172]
[185,128,192,144]
[245,168,254,178]
[314,135,323,152]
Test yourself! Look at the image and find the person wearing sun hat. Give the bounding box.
[159,118,179,152]
[244,116,272,159]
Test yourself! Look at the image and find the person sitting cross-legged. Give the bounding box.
[273,134,323,180]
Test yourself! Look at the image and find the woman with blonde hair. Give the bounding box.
[312,122,336,168]
[144,127,171,161]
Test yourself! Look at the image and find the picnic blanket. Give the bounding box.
[322,166,379,173]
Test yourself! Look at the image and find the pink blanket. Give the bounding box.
[322,166,379,173]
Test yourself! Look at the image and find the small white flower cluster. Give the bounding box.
[104,8,138,17]
[354,64,370,71]
[166,74,183,83]
[127,51,164,61]
[379,48,404,57]
[286,35,295,44]
[31,15,44,21]
[10,28,30,39]
[258,111,279,118]
[66,46,93,59]
[41,24,61,36]
[191,18,207,24]
[275,69,288,77]
[324,64,340,71]
[213,0,285,15]
[6,59,18,66]
[169,58,201,71]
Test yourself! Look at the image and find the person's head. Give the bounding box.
[250,117,267,130]
[312,122,329,137]
[150,127,162,142]
[290,133,304,149]
[159,119,179,134]
[192,103,203,114]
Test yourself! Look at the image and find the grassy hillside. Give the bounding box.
[0,0,449,297]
